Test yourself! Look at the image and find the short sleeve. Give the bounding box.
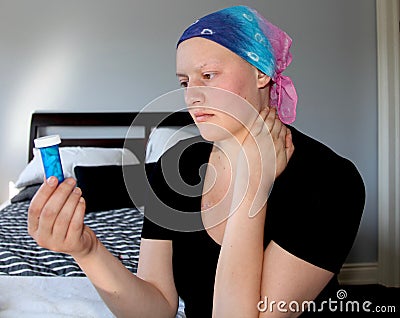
[141,159,175,240]
[141,215,174,240]
[266,151,366,274]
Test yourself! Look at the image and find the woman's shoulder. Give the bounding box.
[289,125,340,159]
[274,125,365,215]
[267,126,365,274]
[287,125,359,176]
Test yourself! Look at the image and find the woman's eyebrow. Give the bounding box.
[176,72,187,77]
[176,61,222,77]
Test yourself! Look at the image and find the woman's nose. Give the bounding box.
[184,85,206,107]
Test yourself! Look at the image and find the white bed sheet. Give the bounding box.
[0,276,114,318]
[0,276,186,317]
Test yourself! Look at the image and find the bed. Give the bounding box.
[0,111,197,317]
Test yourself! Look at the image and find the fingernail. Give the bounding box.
[47,176,56,186]
[66,178,75,185]
[73,187,81,195]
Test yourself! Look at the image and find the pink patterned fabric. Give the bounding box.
[256,9,298,124]
[270,74,298,124]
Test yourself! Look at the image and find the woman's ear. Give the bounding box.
[256,70,271,89]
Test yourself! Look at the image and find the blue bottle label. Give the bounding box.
[39,145,64,183]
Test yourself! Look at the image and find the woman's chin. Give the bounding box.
[196,123,233,142]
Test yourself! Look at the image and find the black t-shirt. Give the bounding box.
[141,126,365,317]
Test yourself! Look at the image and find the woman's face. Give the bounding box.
[176,37,270,142]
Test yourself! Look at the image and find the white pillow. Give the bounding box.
[145,126,199,163]
[15,147,139,188]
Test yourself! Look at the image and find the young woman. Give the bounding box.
[28,6,365,318]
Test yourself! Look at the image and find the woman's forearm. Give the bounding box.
[213,181,267,318]
[74,241,176,318]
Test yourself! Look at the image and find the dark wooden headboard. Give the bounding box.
[28,112,194,162]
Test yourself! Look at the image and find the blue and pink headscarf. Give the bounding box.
[177,5,298,124]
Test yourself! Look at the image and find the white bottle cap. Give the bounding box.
[34,135,61,148]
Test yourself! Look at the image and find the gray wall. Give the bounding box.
[0,0,377,264]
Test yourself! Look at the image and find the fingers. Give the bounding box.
[259,107,283,137]
[264,107,276,134]
[242,106,292,179]
[249,106,283,135]
[264,108,294,178]
[37,178,77,236]
[275,118,286,148]
[28,177,87,252]
[249,107,269,137]
[52,186,83,241]
[285,128,295,161]
[66,197,86,246]
[247,107,284,150]
[28,176,59,235]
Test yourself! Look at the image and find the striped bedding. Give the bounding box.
[0,201,143,276]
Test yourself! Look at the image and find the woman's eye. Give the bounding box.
[203,73,215,80]
[179,81,188,88]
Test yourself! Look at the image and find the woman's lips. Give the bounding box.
[193,112,214,122]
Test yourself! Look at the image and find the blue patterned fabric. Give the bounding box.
[177,5,298,124]
[178,6,275,78]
